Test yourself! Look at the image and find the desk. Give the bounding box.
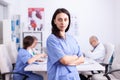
[77,58,105,72]
[24,58,105,80]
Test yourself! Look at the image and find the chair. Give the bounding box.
[103,43,114,64]
[90,43,114,73]
[100,43,115,73]
[91,44,120,80]
[81,43,115,80]
[0,44,28,80]
[5,41,18,64]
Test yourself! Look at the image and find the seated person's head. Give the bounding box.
[89,35,99,48]
[23,36,38,49]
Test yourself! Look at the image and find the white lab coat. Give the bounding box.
[85,43,105,63]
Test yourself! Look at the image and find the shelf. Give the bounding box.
[22,31,43,53]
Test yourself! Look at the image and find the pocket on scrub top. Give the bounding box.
[59,72,77,80]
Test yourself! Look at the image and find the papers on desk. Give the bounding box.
[33,58,47,65]
[81,61,94,65]
[81,58,94,65]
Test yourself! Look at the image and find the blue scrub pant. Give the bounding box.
[13,72,43,80]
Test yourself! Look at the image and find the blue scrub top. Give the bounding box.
[47,34,82,80]
[14,48,32,74]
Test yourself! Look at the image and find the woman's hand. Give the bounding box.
[78,56,85,64]
[68,56,85,66]
[28,53,47,64]
[40,53,47,58]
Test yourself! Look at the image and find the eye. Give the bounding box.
[58,18,62,22]
[64,18,68,22]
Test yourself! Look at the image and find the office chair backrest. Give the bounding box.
[5,41,18,64]
[91,44,120,80]
[0,44,13,80]
[111,44,120,79]
[103,43,114,64]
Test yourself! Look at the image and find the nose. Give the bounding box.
[61,22,64,25]
[61,20,65,25]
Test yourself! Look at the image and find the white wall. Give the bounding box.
[0,5,4,20]
[115,0,120,46]
[0,0,8,20]
[4,0,119,52]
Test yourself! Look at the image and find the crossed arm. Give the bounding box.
[60,55,84,66]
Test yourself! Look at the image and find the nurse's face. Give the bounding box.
[54,13,69,32]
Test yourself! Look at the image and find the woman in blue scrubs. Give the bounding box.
[13,36,47,80]
[46,8,84,80]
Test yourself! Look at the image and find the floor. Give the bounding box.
[0,73,2,80]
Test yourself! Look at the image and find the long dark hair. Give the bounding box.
[51,8,71,38]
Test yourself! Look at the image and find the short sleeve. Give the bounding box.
[47,35,65,65]
[72,36,83,57]
[18,49,32,64]
[77,46,83,57]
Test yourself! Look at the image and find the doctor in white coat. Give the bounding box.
[84,35,105,63]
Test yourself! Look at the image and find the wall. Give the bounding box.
[4,0,118,52]
[115,0,120,46]
[0,5,4,20]
[0,0,8,20]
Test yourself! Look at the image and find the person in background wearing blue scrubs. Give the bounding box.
[13,36,47,80]
[46,8,84,80]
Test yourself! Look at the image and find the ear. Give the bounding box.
[54,19,56,25]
